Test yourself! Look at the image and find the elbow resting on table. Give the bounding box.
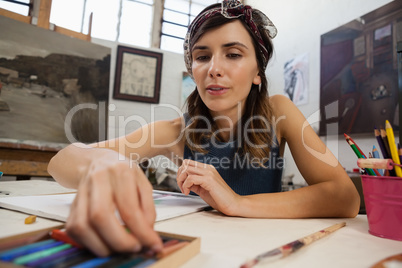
[340,182,361,218]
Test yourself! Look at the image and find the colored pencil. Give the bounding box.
[372,145,383,175]
[24,247,79,267]
[0,230,188,268]
[94,254,138,268]
[385,120,402,177]
[344,134,365,156]
[69,256,112,268]
[379,127,396,176]
[0,239,57,261]
[380,128,392,159]
[344,135,380,176]
[39,249,94,268]
[13,243,72,265]
[372,145,380,159]
[374,127,388,158]
[240,222,346,268]
[344,136,376,176]
[50,229,83,248]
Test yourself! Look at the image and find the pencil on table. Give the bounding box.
[385,120,402,177]
[240,222,346,268]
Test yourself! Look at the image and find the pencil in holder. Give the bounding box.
[361,175,402,241]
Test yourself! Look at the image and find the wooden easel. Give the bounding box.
[0,140,65,180]
[0,0,91,179]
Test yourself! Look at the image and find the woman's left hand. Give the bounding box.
[176,159,240,215]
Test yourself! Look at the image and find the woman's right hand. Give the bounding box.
[65,153,163,256]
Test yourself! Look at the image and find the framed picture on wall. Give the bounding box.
[319,1,402,136]
[113,45,163,103]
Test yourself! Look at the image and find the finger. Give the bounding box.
[177,161,192,193]
[177,161,190,176]
[137,174,157,225]
[88,173,143,254]
[184,159,210,169]
[181,174,206,195]
[113,168,163,252]
[176,170,188,193]
[180,165,210,177]
[66,179,111,256]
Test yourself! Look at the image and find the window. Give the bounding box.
[0,0,224,53]
[0,0,30,16]
[49,0,153,47]
[82,0,121,41]
[50,0,84,33]
[118,0,153,47]
[160,0,219,54]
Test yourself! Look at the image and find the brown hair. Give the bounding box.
[185,8,275,162]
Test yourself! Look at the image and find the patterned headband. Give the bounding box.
[183,0,277,76]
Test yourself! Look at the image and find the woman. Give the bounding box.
[48,0,360,257]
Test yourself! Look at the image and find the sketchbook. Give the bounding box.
[0,190,209,223]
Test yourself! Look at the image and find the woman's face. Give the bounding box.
[191,20,261,117]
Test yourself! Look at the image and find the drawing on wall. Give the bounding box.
[319,1,402,135]
[283,53,309,105]
[181,72,196,110]
[0,15,110,145]
[113,45,162,104]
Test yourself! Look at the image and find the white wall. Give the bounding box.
[91,38,187,138]
[247,0,395,184]
[90,39,187,171]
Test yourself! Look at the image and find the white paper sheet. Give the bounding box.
[0,190,209,222]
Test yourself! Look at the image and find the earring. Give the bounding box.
[258,83,262,93]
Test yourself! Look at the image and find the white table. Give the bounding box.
[1,180,401,268]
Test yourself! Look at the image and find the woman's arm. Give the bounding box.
[47,117,185,256]
[233,95,360,218]
[177,95,360,218]
[49,118,185,189]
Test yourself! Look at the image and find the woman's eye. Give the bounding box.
[195,55,209,61]
[227,53,241,58]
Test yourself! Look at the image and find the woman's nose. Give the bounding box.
[208,57,224,78]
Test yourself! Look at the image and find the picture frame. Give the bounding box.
[113,45,163,103]
[319,1,402,136]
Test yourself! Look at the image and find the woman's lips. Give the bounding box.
[206,86,229,95]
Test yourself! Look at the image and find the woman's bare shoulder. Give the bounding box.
[153,116,185,135]
[268,94,294,112]
[151,116,186,147]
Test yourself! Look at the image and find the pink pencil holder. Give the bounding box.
[361,175,402,241]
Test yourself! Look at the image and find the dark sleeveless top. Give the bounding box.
[183,114,284,195]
